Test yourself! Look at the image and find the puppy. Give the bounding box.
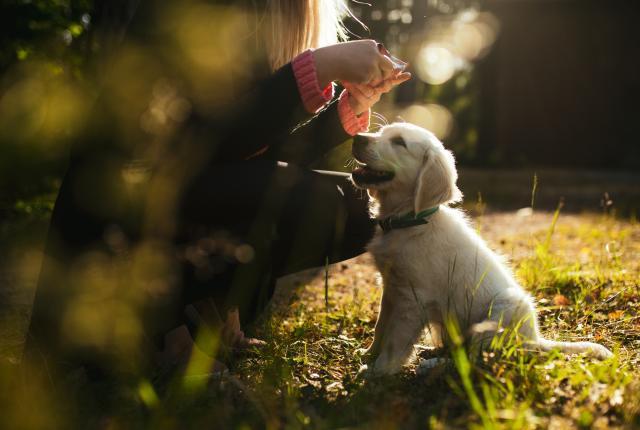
[351,123,612,375]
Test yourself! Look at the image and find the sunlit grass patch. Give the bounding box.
[227,211,639,429]
[515,212,639,364]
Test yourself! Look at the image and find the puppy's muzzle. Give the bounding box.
[352,134,372,164]
[351,134,395,187]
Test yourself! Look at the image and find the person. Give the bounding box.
[22,0,411,385]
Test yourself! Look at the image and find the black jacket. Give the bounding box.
[49,0,352,253]
[24,0,354,377]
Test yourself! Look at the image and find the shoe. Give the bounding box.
[152,324,228,390]
[184,300,267,359]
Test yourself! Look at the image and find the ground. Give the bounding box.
[1,209,639,429]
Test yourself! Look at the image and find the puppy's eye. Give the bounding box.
[390,136,407,148]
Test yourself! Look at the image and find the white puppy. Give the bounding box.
[351,123,612,375]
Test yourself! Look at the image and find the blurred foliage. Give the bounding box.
[349,0,489,165]
[0,0,494,214]
[0,0,92,71]
[0,0,92,215]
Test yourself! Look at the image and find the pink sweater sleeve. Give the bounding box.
[291,50,334,114]
[292,49,370,135]
[338,90,371,136]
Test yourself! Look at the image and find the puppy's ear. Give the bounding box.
[414,148,462,212]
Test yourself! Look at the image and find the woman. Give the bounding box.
[23,0,410,383]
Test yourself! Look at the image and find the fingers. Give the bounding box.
[345,82,375,98]
[368,72,383,88]
[364,80,392,95]
[394,71,412,81]
[346,84,373,105]
[366,71,411,93]
[344,86,369,115]
[374,72,411,87]
[344,82,382,115]
[343,68,411,113]
[345,82,382,102]
[344,75,407,104]
[378,54,396,82]
[387,72,412,86]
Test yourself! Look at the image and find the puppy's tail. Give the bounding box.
[530,338,613,360]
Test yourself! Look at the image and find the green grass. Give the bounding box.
[1,210,639,429]
[232,210,639,429]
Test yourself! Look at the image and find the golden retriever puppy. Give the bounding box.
[351,123,612,375]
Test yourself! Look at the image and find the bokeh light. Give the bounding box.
[415,43,458,85]
[399,104,453,139]
[415,9,500,86]
[0,66,88,148]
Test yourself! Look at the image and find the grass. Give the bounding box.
[237,211,638,429]
[1,207,639,428]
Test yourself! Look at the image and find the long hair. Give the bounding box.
[266,0,350,70]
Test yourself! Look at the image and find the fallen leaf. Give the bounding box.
[553,294,571,306]
[607,310,624,320]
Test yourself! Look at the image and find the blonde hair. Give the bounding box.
[266,0,350,70]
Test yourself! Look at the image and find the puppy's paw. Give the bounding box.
[356,363,391,380]
[356,364,373,379]
[370,357,403,376]
[416,357,449,375]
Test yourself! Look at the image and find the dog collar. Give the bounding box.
[377,206,439,233]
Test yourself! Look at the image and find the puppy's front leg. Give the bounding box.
[361,289,395,360]
[371,294,426,375]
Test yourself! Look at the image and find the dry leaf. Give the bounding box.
[607,310,624,320]
[553,294,571,306]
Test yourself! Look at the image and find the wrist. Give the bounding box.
[292,50,334,113]
[312,45,338,89]
[348,94,366,116]
[338,90,370,136]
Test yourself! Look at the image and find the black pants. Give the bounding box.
[176,159,375,328]
[25,154,374,378]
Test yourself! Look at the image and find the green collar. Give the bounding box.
[378,206,440,233]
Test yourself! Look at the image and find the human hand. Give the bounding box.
[343,72,411,115]
[313,40,397,88]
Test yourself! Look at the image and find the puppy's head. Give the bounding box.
[351,123,462,213]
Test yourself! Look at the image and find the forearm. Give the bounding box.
[190,47,372,164]
[261,90,370,167]
[190,63,315,162]
[268,101,350,166]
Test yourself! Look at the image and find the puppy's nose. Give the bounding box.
[353,134,369,148]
